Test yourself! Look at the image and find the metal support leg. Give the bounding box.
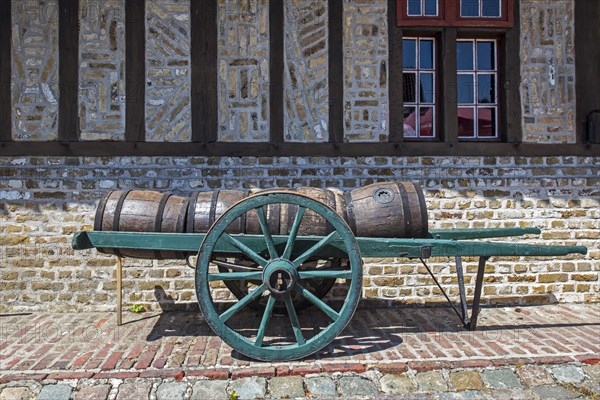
[116,256,123,326]
[454,256,469,327]
[469,256,489,331]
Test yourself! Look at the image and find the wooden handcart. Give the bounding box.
[72,191,587,361]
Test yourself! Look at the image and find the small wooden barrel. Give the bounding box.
[346,181,428,238]
[94,190,189,259]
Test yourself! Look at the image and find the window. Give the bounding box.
[396,0,513,141]
[402,37,437,138]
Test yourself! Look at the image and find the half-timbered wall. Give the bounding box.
[0,0,598,312]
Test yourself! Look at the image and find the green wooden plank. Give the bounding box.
[73,231,587,259]
[429,227,541,240]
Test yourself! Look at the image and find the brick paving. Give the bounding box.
[0,303,599,398]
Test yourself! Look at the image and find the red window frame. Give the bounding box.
[397,0,514,27]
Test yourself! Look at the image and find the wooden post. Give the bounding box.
[116,256,123,326]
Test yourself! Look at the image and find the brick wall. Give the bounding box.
[1,156,598,312]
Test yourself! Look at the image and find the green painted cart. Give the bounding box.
[72,191,588,362]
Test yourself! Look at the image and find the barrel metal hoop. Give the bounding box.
[208,190,220,227]
[155,193,172,232]
[413,181,429,238]
[94,191,112,231]
[325,189,336,233]
[187,192,200,233]
[113,190,131,232]
[239,190,250,233]
[343,191,357,235]
[397,182,412,237]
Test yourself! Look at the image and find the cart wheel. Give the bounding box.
[217,257,340,312]
[195,191,362,361]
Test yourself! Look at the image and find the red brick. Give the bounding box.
[450,359,494,369]
[276,366,291,376]
[369,362,408,373]
[321,363,366,374]
[139,369,183,380]
[185,368,230,380]
[47,372,94,380]
[577,356,600,365]
[92,371,140,379]
[287,365,323,376]
[532,356,577,365]
[231,367,276,379]
[152,358,167,369]
[101,351,124,370]
[72,351,94,368]
[491,358,534,367]
[408,361,451,372]
[0,373,48,383]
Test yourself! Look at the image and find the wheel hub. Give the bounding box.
[263,259,299,295]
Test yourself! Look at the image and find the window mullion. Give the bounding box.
[441,28,458,143]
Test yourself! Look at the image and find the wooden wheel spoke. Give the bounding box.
[283,206,306,259]
[256,206,278,259]
[292,231,339,267]
[219,284,267,323]
[298,270,352,280]
[255,295,276,347]
[296,283,340,322]
[222,233,268,267]
[283,293,305,345]
[208,271,263,281]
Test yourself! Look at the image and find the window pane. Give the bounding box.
[457,41,474,70]
[419,107,434,136]
[477,108,497,137]
[458,107,475,137]
[482,0,500,17]
[403,106,417,137]
[477,41,495,70]
[461,0,479,17]
[420,40,434,69]
[420,73,434,103]
[477,74,496,104]
[403,39,417,69]
[457,74,474,104]
[403,72,417,102]
[408,0,421,16]
[424,0,437,16]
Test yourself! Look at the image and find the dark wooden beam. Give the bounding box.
[0,0,11,142]
[1,140,597,157]
[441,27,457,142]
[269,0,284,143]
[191,0,217,143]
[504,2,521,144]
[575,0,600,144]
[58,0,80,141]
[328,0,343,143]
[125,0,145,142]
[388,0,404,142]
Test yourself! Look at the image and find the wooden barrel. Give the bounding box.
[94,190,189,259]
[345,181,428,238]
[187,190,250,234]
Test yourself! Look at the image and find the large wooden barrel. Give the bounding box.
[186,183,428,238]
[346,181,428,238]
[94,190,189,259]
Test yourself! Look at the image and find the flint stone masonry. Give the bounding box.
[218,0,270,142]
[0,155,598,312]
[145,0,191,142]
[343,0,389,142]
[11,0,59,141]
[79,0,126,140]
[284,0,329,142]
[520,0,576,144]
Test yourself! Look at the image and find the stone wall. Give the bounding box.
[11,0,59,141]
[1,156,598,312]
[79,0,126,140]
[520,0,576,143]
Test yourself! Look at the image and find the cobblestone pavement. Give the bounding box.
[1,303,599,399]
